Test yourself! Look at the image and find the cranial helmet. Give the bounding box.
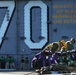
[70,38,76,43]
[61,50,67,56]
[42,48,51,56]
[60,40,65,46]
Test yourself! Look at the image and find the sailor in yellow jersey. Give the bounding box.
[61,38,76,51]
[45,40,65,53]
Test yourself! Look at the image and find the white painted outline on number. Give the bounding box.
[24,1,47,49]
[0,1,15,45]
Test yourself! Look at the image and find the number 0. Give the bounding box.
[24,1,48,49]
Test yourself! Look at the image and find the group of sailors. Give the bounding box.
[0,55,15,69]
[20,55,29,70]
[32,38,76,71]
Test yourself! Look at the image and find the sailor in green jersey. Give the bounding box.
[0,56,6,69]
[9,56,15,69]
[5,55,10,69]
[59,51,73,65]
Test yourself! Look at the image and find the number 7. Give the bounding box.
[0,1,15,48]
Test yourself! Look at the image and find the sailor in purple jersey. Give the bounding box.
[51,53,58,64]
[32,48,53,69]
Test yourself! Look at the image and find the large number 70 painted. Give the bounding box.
[0,1,48,49]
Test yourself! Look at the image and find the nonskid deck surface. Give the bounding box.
[0,71,35,75]
[0,70,75,75]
